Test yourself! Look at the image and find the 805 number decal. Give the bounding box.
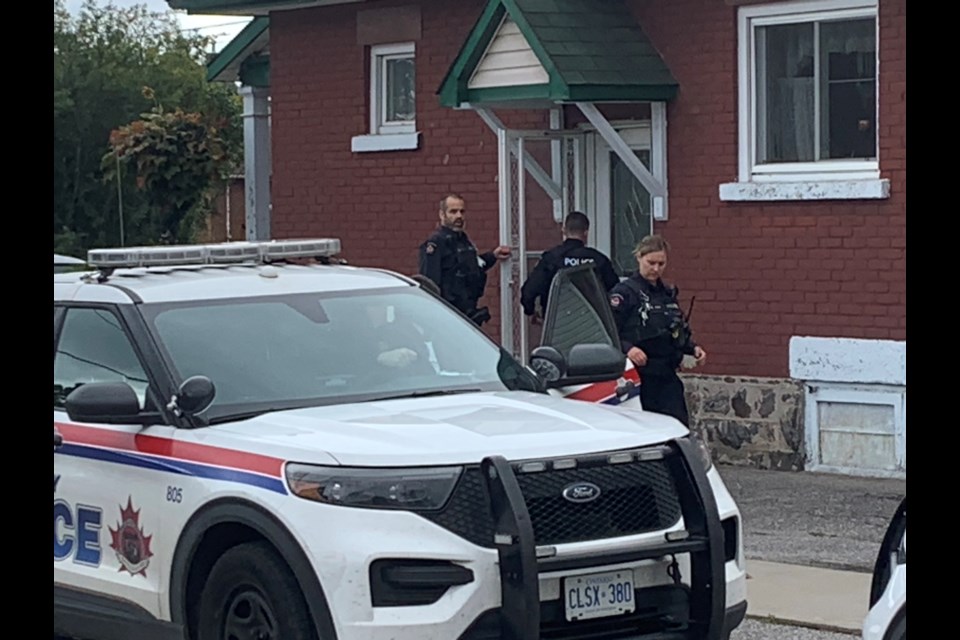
[166,486,183,503]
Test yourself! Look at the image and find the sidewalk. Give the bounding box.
[744,559,871,634]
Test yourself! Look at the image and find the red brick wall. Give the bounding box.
[619,0,906,377]
[270,0,550,339]
[268,0,906,378]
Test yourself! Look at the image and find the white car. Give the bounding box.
[863,497,906,640]
[54,239,747,640]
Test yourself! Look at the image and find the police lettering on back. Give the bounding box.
[521,211,620,322]
[563,256,596,268]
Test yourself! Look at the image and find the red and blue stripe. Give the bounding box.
[564,367,642,405]
[54,422,288,495]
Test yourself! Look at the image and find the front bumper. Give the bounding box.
[476,437,733,640]
[297,438,746,640]
[459,593,749,640]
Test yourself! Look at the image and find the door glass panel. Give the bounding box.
[541,266,619,360]
[610,149,652,274]
[54,308,150,409]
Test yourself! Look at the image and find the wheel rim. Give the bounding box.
[222,588,279,640]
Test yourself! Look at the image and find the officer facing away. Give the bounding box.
[520,211,620,322]
[418,194,511,326]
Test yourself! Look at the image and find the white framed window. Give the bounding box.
[352,42,419,153]
[720,0,889,201]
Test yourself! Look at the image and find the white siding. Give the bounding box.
[468,18,549,89]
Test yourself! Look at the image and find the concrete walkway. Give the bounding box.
[745,559,872,634]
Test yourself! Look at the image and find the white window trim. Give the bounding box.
[352,42,419,153]
[721,0,887,201]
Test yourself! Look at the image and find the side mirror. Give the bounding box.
[530,346,566,384]
[563,344,625,386]
[65,382,159,425]
[168,375,216,418]
[530,344,624,388]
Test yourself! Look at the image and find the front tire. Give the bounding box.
[197,541,318,640]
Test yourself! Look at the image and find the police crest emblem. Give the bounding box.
[109,497,154,577]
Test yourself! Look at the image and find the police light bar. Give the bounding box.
[87,238,342,270]
[88,246,207,268]
[261,238,341,261]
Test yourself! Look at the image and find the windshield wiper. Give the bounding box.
[207,400,334,424]
[361,388,483,403]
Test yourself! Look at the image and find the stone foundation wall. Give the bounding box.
[682,374,806,471]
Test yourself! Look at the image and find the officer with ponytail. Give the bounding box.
[609,234,705,426]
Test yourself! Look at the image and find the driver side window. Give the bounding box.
[540,266,620,360]
[54,307,150,410]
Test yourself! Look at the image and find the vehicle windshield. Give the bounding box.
[141,286,542,421]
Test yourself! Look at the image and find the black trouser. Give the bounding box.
[638,371,690,427]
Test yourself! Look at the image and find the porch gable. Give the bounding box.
[438,0,679,108]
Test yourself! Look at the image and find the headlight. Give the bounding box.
[688,435,713,472]
[285,463,463,511]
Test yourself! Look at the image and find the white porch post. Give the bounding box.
[550,108,564,223]
[497,127,515,356]
[473,106,562,201]
[576,102,669,220]
[240,85,271,241]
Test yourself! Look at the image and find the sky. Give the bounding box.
[64,0,253,52]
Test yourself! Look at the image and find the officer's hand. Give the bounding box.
[493,245,511,260]
[377,348,418,368]
[694,346,707,365]
[530,311,543,326]
[627,347,648,367]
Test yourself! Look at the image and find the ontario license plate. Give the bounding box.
[563,569,636,621]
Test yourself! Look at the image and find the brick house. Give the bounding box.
[171,0,906,477]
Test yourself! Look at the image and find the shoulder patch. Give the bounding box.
[424,242,436,255]
[610,293,624,309]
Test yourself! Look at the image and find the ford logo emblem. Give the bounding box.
[562,482,602,503]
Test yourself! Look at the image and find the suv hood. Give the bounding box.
[212,391,688,466]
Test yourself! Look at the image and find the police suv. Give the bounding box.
[54,239,747,640]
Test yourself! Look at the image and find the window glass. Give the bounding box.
[54,308,149,409]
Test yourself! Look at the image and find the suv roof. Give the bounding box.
[53,239,413,304]
[54,264,411,304]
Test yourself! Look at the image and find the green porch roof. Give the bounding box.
[438,0,678,107]
[206,16,270,86]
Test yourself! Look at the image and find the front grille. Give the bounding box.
[421,454,683,547]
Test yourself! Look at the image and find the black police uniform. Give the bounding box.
[609,274,697,426]
[520,239,620,317]
[418,226,497,325]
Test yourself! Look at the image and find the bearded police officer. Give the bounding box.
[520,211,619,321]
[609,234,706,426]
[418,194,510,326]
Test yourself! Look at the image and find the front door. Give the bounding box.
[54,304,168,617]
[592,125,654,275]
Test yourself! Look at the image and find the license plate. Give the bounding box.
[563,569,636,621]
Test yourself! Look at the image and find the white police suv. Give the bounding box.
[54,239,747,640]
[863,497,906,640]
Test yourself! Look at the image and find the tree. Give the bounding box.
[53,0,242,254]
[103,88,231,243]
